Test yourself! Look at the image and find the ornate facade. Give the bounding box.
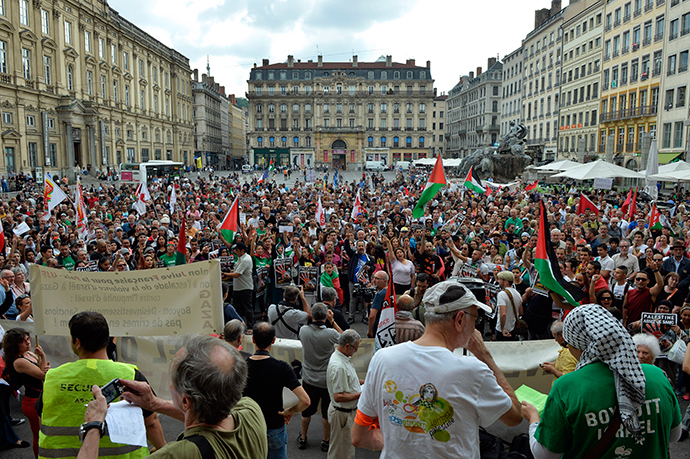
[246,55,435,170]
[0,0,193,181]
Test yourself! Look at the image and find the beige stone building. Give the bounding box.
[430,94,446,157]
[229,96,246,166]
[246,55,435,170]
[0,0,193,182]
[558,0,605,161]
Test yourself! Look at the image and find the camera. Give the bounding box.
[353,283,377,301]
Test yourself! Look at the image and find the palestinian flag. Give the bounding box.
[412,155,446,218]
[463,166,486,194]
[535,200,587,308]
[577,193,599,215]
[219,196,240,245]
[176,216,187,265]
[268,159,275,172]
[525,181,538,192]
[649,204,661,230]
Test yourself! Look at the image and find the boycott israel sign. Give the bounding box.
[30,260,224,336]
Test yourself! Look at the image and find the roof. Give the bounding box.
[254,61,429,71]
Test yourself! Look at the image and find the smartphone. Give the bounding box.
[100,378,125,404]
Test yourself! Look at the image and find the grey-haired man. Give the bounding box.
[352,281,522,458]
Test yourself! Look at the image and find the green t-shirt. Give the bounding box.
[59,255,76,271]
[159,253,178,267]
[535,362,681,459]
[149,397,268,458]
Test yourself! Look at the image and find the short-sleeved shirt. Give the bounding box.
[233,253,254,291]
[496,287,522,333]
[626,288,652,324]
[267,303,309,340]
[244,357,300,430]
[358,341,512,459]
[299,323,340,388]
[535,362,681,459]
[327,349,361,410]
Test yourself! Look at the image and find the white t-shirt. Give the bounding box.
[358,341,512,459]
[496,287,522,333]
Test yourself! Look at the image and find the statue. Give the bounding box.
[457,121,531,182]
[495,121,527,155]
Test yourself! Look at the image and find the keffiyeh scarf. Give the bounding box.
[562,304,646,438]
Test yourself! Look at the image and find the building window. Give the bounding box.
[678,86,686,107]
[98,38,104,59]
[41,9,49,35]
[123,52,129,71]
[419,136,425,148]
[368,136,374,147]
[67,65,73,90]
[293,136,299,147]
[19,0,28,25]
[420,103,425,113]
[100,75,106,97]
[663,123,672,148]
[49,143,57,167]
[153,94,158,113]
[28,142,37,167]
[393,136,399,147]
[84,31,91,53]
[43,56,51,85]
[65,21,72,45]
[26,115,34,126]
[140,90,145,108]
[0,41,7,74]
[257,137,263,147]
[113,80,118,102]
[674,121,684,148]
[21,48,30,79]
[142,148,149,162]
[406,136,412,147]
[1,112,11,124]
[125,84,130,106]
[86,70,93,95]
[381,136,387,147]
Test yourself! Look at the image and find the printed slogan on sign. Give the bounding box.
[30,260,224,336]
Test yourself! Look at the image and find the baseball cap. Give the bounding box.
[422,281,492,315]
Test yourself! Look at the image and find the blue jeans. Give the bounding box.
[266,425,287,459]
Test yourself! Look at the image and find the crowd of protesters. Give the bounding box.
[0,165,688,454]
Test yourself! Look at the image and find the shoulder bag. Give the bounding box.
[505,289,528,338]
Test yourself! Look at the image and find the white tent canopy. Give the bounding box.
[641,159,690,175]
[647,170,690,182]
[551,160,645,180]
[412,158,436,166]
[534,159,582,171]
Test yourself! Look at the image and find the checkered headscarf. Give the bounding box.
[563,304,646,438]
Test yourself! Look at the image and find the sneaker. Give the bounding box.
[10,419,25,427]
[680,429,689,442]
[321,440,329,452]
[347,317,355,324]
[297,433,307,450]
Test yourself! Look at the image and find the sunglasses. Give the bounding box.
[635,278,648,281]
[600,297,613,301]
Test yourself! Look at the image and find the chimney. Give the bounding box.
[406,59,415,66]
[488,57,497,68]
[469,71,474,79]
[193,69,198,82]
[535,8,549,28]
[317,55,323,67]
[386,55,392,67]
[215,83,219,93]
[551,0,561,15]
[426,60,430,68]
[202,73,207,83]
[287,55,294,67]
[220,86,225,95]
[352,55,358,67]
[262,58,269,66]
[476,67,482,77]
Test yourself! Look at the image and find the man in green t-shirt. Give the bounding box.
[158,241,178,267]
[521,305,682,459]
[56,242,76,271]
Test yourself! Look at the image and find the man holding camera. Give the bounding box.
[37,311,166,459]
[267,285,312,340]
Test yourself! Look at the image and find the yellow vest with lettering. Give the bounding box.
[38,359,149,459]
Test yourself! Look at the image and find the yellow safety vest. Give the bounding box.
[38,359,149,459]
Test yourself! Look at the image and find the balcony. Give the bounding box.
[634,8,642,17]
[641,72,649,81]
[643,37,652,47]
[598,144,606,153]
[632,43,640,51]
[645,1,653,12]
[623,14,631,23]
[613,51,620,58]
[616,143,624,152]
[622,46,629,54]
[670,32,678,40]
[604,54,611,62]
[0,74,11,84]
[625,143,635,152]
[614,19,621,28]
[654,33,664,42]
[605,24,612,32]
[657,0,665,5]
[405,127,414,131]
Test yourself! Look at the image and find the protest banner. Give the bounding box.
[274,258,293,287]
[30,260,224,337]
[298,266,319,293]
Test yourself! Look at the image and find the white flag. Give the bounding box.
[133,182,151,216]
[43,173,68,220]
[350,189,362,220]
[315,197,325,229]
[169,186,177,215]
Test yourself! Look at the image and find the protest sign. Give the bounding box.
[298,266,319,293]
[274,258,293,287]
[641,312,677,337]
[75,261,98,272]
[531,271,549,297]
[30,260,224,336]
[12,222,30,236]
[256,265,269,295]
[593,178,613,190]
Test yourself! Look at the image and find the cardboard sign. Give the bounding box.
[593,178,613,190]
[274,258,293,287]
[530,271,550,297]
[298,266,319,293]
[12,222,30,236]
[641,312,677,336]
[256,265,269,295]
[279,225,294,234]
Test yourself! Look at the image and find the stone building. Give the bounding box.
[500,47,524,140]
[430,94,446,157]
[558,0,605,161]
[229,95,246,167]
[598,0,666,170]
[246,55,435,170]
[192,69,227,168]
[657,0,690,163]
[522,0,565,161]
[0,0,193,182]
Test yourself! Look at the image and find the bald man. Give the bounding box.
[395,294,425,343]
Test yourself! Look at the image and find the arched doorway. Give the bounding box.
[332,140,347,171]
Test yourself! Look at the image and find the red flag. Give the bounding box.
[525,181,538,192]
[628,188,638,221]
[577,193,600,215]
[620,188,633,215]
[0,221,4,255]
[176,216,187,265]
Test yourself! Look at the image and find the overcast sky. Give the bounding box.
[112,0,555,97]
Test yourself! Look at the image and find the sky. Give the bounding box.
[110,0,557,97]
